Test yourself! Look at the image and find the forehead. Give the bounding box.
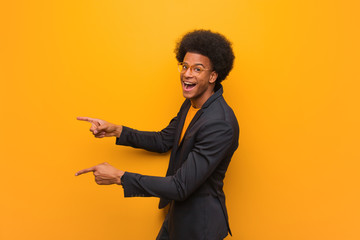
[183,52,211,66]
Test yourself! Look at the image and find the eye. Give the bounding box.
[193,67,203,73]
[182,64,189,70]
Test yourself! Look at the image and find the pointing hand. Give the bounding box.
[77,117,123,138]
[75,162,124,185]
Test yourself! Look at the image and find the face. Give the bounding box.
[180,52,218,108]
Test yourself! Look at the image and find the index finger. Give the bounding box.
[75,166,96,176]
[77,116,92,122]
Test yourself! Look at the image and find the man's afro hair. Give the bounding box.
[175,30,235,85]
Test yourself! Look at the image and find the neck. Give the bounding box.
[190,90,214,109]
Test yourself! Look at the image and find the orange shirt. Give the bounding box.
[179,105,200,144]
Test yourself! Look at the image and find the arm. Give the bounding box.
[121,120,235,200]
[77,116,178,153]
[116,116,178,153]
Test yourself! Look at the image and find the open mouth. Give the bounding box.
[183,81,197,91]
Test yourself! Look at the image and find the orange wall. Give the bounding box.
[1,1,359,239]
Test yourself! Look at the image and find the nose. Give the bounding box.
[183,67,193,78]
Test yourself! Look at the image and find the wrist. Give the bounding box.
[115,125,123,138]
[116,170,125,185]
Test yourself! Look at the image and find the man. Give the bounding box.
[76,29,239,240]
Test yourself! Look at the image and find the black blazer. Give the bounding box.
[116,85,239,240]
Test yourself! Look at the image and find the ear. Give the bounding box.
[209,71,218,84]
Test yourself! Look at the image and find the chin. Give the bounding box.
[182,91,193,99]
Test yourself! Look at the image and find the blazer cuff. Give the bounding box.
[121,172,150,198]
[116,126,131,145]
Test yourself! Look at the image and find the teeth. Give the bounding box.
[184,82,195,85]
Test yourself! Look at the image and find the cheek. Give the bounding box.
[199,77,208,85]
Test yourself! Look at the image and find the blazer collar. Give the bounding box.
[200,84,224,110]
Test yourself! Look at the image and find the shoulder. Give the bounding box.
[199,96,239,140]
[204,96,237,125]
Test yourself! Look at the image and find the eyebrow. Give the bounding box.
[183,62,206,68]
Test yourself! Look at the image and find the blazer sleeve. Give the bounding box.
[120,120,235,200]
[115,116,177,153]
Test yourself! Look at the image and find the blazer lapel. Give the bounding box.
[176,85,224,147]
[174,101,190,148]
[165,100,190,176]
[177,85,224,147]
[178,109,204,146]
